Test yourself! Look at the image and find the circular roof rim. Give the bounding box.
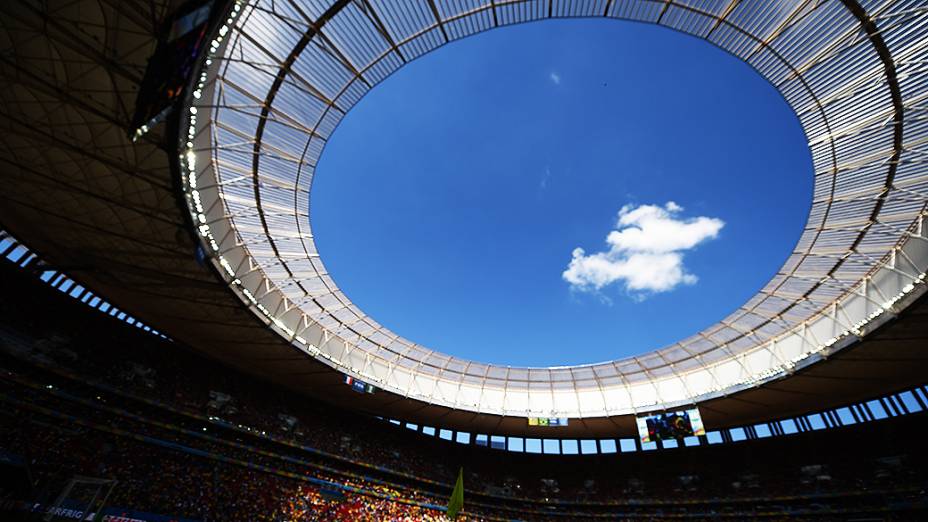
[178,0,928,417]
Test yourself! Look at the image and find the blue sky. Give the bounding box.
[312,19,812,367]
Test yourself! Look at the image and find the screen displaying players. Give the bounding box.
[636,408,705,442]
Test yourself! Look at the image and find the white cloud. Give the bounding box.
[549,71,561,85]
[563,202,724,296]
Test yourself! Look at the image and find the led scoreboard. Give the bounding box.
[344,375,376,394]
[527,417,569,427]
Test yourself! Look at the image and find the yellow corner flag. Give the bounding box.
[447,467,464,520]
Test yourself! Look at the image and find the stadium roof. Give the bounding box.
[0,0,926,436]
[181,0,928,418]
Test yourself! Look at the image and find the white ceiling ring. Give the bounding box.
[178,0,928,419]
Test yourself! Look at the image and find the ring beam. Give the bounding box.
[179,0,928,419]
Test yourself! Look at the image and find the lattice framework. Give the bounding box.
[181,0,928,417]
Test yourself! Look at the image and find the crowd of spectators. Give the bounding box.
[0,409,460,521]
[1,260,927,520]
[2,367,925,521]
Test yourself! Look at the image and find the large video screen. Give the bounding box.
[636,408,705,443]
[129,0,218,140]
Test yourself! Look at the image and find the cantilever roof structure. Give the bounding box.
[0,0,926,431]
[181,0,928,418]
